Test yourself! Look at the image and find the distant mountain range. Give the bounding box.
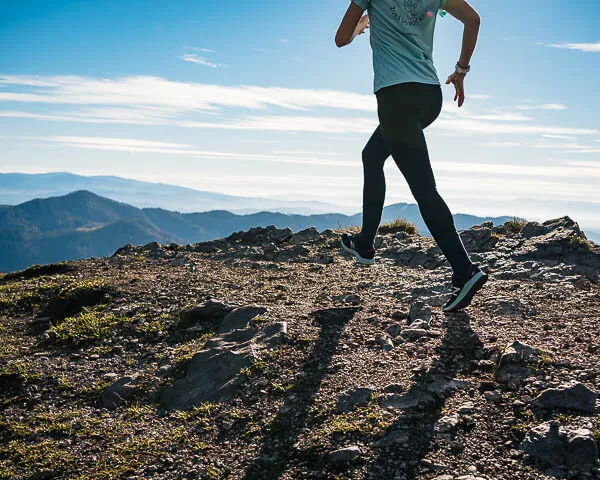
[0,172,344,215]
[0,190,515,272]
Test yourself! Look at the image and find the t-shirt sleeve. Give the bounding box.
[352,0,369,11]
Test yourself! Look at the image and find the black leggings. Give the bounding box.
[358,82,472,281]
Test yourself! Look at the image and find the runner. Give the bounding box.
[336,0,487,312]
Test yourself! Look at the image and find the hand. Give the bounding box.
[445,71,466,107]
[354,14,370,37]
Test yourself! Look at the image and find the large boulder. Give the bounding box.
[520,421,598,472]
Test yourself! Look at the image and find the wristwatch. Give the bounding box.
[455,62,471,75]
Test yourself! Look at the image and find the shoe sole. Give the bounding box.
[340,240,375,265]
[443,271,488,313]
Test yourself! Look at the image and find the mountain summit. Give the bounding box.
[1,216,599,479]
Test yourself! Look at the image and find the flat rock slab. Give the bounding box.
[532,381,597,413]
[337,387,375,413]
[218,305,267,334]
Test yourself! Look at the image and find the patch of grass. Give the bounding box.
[0,281,36,307]
[205,467,227,480]
[556,413,575,424]
[505,216,528,234]
[378,218,417,235]
[329,402,392,437]
[58,278,110,298]
[46,308,131,347]
[172,333,212,366]
[569,236,592,247]
[2,438,76,474]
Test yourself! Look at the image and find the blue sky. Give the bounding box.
[1,0,599,229]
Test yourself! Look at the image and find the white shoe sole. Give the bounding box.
[341,240,375,265]
[442,271,487,312]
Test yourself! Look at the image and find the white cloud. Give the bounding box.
[190,47,216,53]
[542,134,576,140]
[541,41,600,53]
[516,104,567,111]
[180,54,218,68]
[0,75,376,113]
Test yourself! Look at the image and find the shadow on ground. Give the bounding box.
[363,311,484,479]
[242,306,359,480]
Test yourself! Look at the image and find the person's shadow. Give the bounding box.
[242,306,359,480]
[363,311,484,479]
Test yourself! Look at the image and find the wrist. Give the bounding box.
[455,62,470,75]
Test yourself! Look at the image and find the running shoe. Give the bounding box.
[340,233,375,265]
[442,263,488,313]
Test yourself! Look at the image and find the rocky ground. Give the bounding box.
[0,216,599,480]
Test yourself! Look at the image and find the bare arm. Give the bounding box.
[335,2,369,48]
[443,0,481,107]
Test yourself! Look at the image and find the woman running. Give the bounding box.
[336,0,487,312]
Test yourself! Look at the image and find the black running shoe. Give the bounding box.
[442,263,488,313]
[341,233,375,265]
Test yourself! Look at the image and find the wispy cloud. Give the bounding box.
[542,134,576,140]
[189,47,216,53]
[180,54,218,68]
[539,41,600,53]
[516,103,567,111]
[26,135,354,166]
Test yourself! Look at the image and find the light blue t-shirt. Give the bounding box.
[352,0,448,93]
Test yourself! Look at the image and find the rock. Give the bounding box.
[498,341,543,366]
[100,377,136,409]
[484,390,502,403]
[408,300,432,325]
[30,316,52,334]
[400,328,429,341]
[261,321,288,346]
[432,476,454,480]
[161,310,287,410]
[332,294,361,305]
[178,299,233,329]
[485,298,526,316]
[426,376,471,397]
[160,345,254,410]
[383,383,404,394]
[382,337,394,351]
[532,381,597,413]
[457,403,475,414]
[374,429,409,447]
[385,322,403,337]
[382,390,434,410]
[337,387,375,413]
[289,227,320,244]
[409,320,430,330]
[520,421,598,472]
[434,413,461,434]
[459,225,499,252]
[218,305,267,334]
[328,446,361,464]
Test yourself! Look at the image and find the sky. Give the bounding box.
[0,0,599,229]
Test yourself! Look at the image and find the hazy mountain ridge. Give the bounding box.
[0,190,514,272]
[0,172,342,215]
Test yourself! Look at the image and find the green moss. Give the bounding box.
[46,309,131,347]
[58,278,109,297]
